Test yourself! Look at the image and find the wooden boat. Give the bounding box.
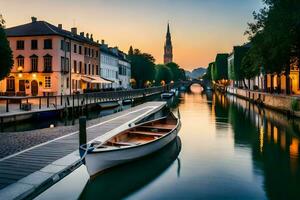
[80,136,181,199]
[80,112,181,177]
[97,101,120,109]
[161,92,174,99]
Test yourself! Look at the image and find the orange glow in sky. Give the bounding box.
[0,0,263,71]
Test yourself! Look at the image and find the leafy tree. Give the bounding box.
[128,46,134,56]
[0,14,13,81]
[203,64,212,81]
[178,68,187,81]
[155,64,173,85]
[127,47,155,88]
[166,62,184,82]
[213,54,228,81]
[245,0,300,94]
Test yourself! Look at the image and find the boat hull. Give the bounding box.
[84,125,180,177]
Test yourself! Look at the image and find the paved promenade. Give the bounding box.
[0,101,166,200]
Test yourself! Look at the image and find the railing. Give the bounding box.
[0,84,175,114]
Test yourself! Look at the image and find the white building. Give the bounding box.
[117,50,131,89]
[100,42,119,89]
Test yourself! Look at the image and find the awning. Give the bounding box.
[81,75,113,84]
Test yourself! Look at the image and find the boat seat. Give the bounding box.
[108,141,136,147]
[129,131,164,137]
[139,125,174,130]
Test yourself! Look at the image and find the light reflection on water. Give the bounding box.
[80,84,300,200]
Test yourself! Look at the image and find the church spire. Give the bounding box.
[164,23,173,64]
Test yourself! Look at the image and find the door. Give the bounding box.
[19,80,25,94]
[31,80,38,96]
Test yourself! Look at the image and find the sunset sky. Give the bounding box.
[0,0,263,71]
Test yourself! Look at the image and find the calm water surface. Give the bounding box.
[80,84,300,200]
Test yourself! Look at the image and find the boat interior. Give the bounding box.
[102,115,178,148]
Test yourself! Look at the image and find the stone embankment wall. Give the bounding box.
[226,86,300,116]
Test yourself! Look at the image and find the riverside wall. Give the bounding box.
[226,86,300,117]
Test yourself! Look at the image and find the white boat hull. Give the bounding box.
[84,126,179,177]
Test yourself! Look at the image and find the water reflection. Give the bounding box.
[79,85,300,200]
[217,92,300,199]
[80,137,182,200]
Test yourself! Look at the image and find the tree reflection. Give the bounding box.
[212,93,300,200]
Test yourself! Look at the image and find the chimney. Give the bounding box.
[97,40,99,43]
[101,40,105,45]
[90,34,93,41]
[71,27,77,35]
[86,33,89,38]
[58,24,62,29]
[80,32,84,37]
[31,17,37,23]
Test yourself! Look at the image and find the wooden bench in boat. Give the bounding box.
[139,124,175,130]
[107,141,137,147]
[129,131,165,137]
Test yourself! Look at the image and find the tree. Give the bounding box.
[166,62,184,82]
[245,0,300,94]
[203,64,212,81]
[155,64,173,85]
[128,46,133,56]
[0,14,13,81]
[127,47,156,88]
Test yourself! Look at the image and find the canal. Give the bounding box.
[79,84,300,200]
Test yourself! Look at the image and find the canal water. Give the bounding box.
[80,84,300,200]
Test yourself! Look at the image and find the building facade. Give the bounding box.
[117,50,131,89]
[0,17,102,96]
[100,42,119,89]
[164,23,173,64]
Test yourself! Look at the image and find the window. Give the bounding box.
[43,54,52,72]
[61,40,65,50]
[30,55,38,72]
[45,76,51,88]
[91,49,94,58]
[92,64,94,75]
[16,40,24,50]
[74,44,77,53]
[66,42,70,52]
[66,77,69,88]
[79,46,82,54]
[79,62,82,73]
[31,40,38,50]
[6,76,15,92]
[96,50,99,58]
[16,55,24,68]
[73,60,77,73]
[84,47,87,55]
[88,64,91,75]
[44,39,52,49]
[84,64,87,74]
[88,48,91,57]
[96,65,99,75]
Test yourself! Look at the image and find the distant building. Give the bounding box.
[100,41,119,89]
[0,17,102,96]
[164,23,173,64]
[117,50,131,89]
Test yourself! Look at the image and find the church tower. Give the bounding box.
[164,23,173,64]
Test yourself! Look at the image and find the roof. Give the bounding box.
[5,21,99,47]
[100,44,119,58]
